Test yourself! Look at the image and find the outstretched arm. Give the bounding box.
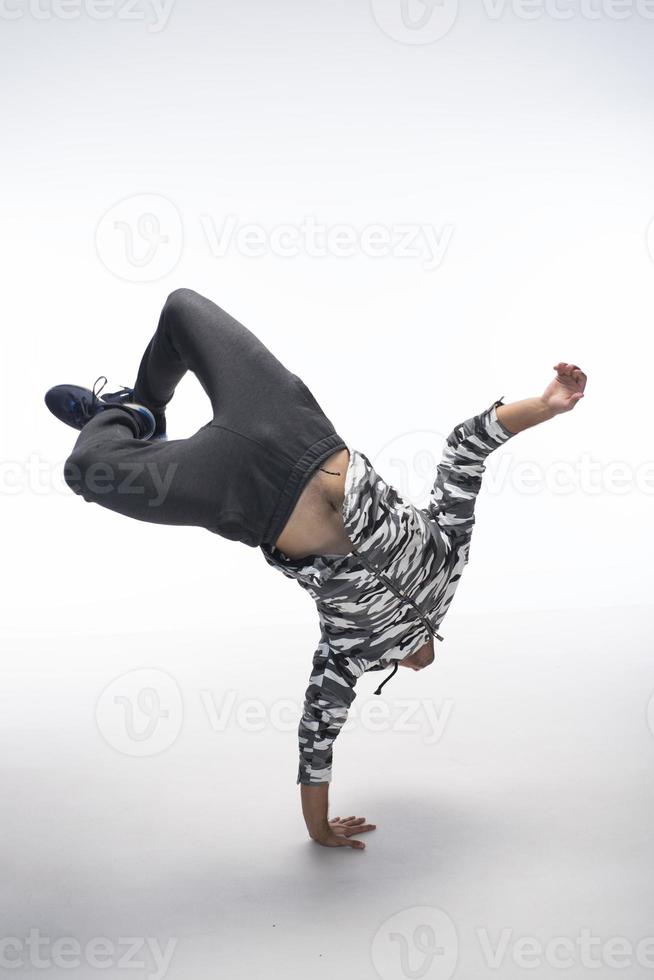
[496,362,587,434]
[424,362,587,544]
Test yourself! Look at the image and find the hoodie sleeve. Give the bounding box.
[297,635,366,786]
[425,397,515,543]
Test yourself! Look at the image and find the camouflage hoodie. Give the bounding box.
[259,397,515,784]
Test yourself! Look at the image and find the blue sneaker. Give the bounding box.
[44,375,156,440]
[101,383,167,441]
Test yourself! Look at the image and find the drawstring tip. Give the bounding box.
[373,659,399,696]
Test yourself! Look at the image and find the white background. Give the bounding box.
[2,2,653,979]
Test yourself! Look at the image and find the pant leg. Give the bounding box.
[64,288,291,541]
[132,287,299,425]
[64,408,252,540]
[64,287,346,547]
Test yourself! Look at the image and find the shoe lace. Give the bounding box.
[103,382,134,401]
[91,375,108,408]
[92,377,137,407]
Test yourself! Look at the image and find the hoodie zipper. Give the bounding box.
[350,543,444,644]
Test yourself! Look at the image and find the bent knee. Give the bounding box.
[164,287,199,317]
[64,447,92,495]
[64,446,115,498]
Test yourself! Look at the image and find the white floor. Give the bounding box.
[2,603,653,980]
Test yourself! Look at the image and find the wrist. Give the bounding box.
[300,781,330,841]
[496,396,558,436]
[537,394,559,420]
[309,824,332,843]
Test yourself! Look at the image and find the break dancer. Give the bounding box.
[45,287,587,850]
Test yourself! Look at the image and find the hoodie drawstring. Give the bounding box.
[373,660,399,696]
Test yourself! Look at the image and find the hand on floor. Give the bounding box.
[313,815,377,850]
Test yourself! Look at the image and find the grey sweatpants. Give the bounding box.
[64,288,347,547]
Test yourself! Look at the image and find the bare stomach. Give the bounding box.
[273,448,353,560]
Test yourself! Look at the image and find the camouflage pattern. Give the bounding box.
[259,398,515,784]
